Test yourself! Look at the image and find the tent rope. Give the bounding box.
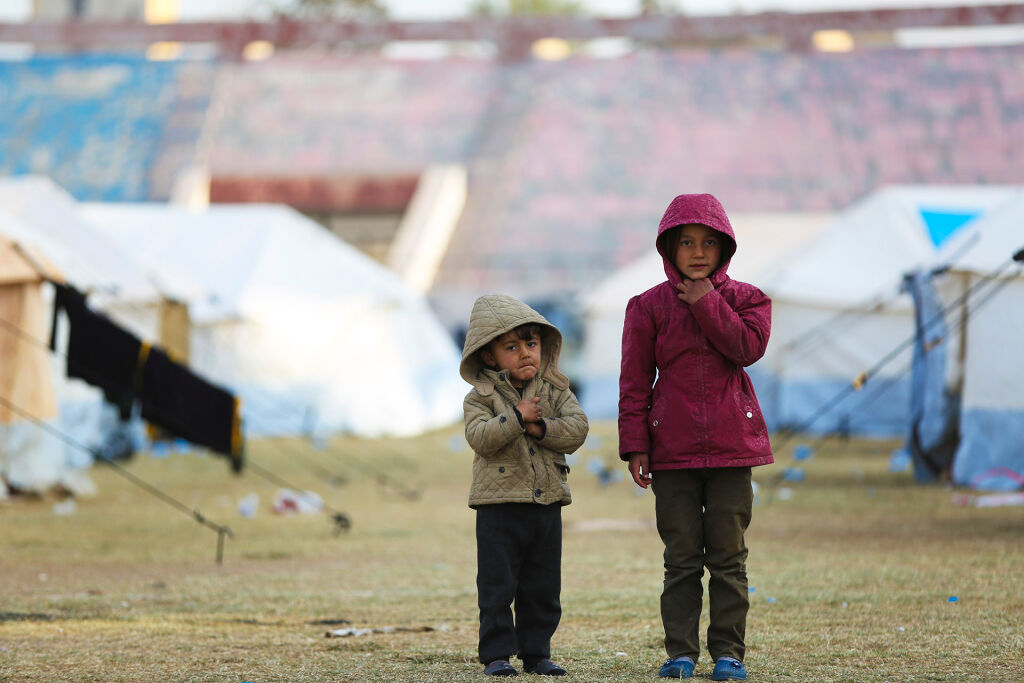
[763,247,1024,504]
[0,308,361,521]
[51,289,424,501]
[771,230,985,368]
[244,460,351,535]
[789,263,1020,457]
[771,249,1024,452]
[0,393,234,564]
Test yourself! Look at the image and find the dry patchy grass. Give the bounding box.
[2,422,1023,682]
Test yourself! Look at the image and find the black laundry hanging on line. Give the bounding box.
[140,346,241,470]
[51,283,243,471]
[51,284,142,419]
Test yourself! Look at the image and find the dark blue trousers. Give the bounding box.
[476,502,562,665]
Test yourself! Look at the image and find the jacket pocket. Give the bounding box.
[734,391,768,444]
[649,395,666,429]
[491,462,516,478]
[556,463,571,496]
[477,459,518,490]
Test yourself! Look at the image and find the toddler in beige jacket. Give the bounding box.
[460,294,589,677]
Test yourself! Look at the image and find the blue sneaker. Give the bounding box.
[659,656,695,678]
[712,657,746,680]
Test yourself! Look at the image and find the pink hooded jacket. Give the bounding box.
[618,193,774,470]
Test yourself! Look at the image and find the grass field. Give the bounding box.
[2,421,1022,682]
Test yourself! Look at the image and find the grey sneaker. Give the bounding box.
[524,659,567,676]
[484,659,519,676]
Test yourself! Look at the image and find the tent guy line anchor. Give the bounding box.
[0,394,234,565]
[244,460,352,535]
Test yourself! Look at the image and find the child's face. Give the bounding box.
[481,331,542,387]
[673,223,723,280]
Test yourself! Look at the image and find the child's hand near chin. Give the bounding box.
[677,278,713,304]
[517,396,543,423]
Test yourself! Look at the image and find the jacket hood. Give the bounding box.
[460,294,569,395]
[655,193,738,287]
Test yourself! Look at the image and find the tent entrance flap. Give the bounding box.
[904,271,959,482]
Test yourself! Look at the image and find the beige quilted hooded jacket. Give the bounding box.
[460,295,589,508]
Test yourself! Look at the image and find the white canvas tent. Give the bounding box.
[83,202,465,438]
[752,186,1018,438]
[0,228,60,495]
[0,176,164,316]
[911,196,1024,488]
[579,212,833,418]
[0,176,168,493]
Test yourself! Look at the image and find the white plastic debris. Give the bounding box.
[325,625,448,638]
[957,492,1024,508]
[327,627,376,637]
[272,489,323,515]
[237,493,259,518]
[52,499,77,516]
[58,470,98,498]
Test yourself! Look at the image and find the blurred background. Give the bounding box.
[2,0,1023,503]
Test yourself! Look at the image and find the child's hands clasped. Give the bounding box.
[517,397,545,438]
[676,278,713,304]
[517,396,542,422]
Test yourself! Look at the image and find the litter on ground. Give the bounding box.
[953,492,1024,508]
[325,625,452,638]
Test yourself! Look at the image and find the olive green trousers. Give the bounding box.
[651,467,753,663]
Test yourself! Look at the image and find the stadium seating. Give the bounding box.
[0,54,214,201]
[2,45,1021,299]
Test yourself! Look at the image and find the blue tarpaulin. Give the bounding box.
[903,270,960,482]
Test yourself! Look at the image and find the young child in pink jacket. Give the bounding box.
[618,193,774,681]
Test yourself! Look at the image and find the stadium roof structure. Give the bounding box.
[2,4,1024,57]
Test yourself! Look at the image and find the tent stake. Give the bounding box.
[217,528,228,565]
